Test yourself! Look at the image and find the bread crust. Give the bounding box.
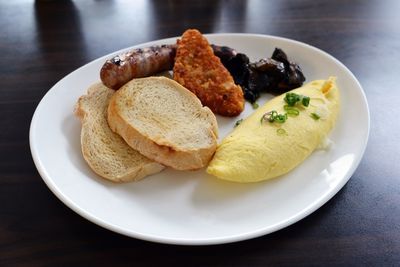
[75,83,164,182]
[107,77,218,170]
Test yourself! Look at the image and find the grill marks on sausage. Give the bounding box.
[100,44,177,89]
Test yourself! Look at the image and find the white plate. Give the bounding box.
[30,34,369,245]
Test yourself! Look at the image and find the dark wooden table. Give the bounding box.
[1,0,399,266]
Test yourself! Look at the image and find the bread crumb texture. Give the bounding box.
[75,83,164,182]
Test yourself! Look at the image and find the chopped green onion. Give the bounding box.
[251,102,259,109]
[284,105,300,116]
[284,92,310,107]
[287,109,299,116]
[261,111,276,123]
[302,96,310,107]
[261,111,287,124]
[234,119,243,127]
[284,93,300,106]
[310,112,320,120]
[277,128,287,135]
[275,113,288,123]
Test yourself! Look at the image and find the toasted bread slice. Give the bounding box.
[107,77,218,170]
[173,29,245,117]
[74,83,164,182]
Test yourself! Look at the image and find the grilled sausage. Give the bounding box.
[100,44,176,89]
[100,44,237,90]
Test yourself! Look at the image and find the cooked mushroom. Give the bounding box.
[219,47,306,103]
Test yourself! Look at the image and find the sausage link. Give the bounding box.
[100,44,177,89]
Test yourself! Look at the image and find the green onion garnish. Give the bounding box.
[302,96,310,107]
[284,93,301,106]
[287,109,300,116]
[284,105,300,116]
[261,111,287,124]
[234,119,243,127]
[310,113,320,120]
[261,111,276,123]
[252,102,259,109]
[284,93,310,107]
[275,113,288,123]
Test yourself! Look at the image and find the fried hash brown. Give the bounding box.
[173,29,244,117]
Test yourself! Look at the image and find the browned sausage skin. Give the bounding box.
[100,44,177,89]
[100,44,237,90]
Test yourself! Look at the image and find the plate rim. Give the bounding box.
[29,33,370,245]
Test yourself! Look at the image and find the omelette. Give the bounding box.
[207,77,340,183]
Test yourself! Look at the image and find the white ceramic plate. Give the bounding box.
[30,34,369,245]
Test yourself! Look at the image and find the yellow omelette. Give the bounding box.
[207,77,340,183]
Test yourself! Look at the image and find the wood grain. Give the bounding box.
[1,0,399,266]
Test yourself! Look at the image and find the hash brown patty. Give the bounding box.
[173,29,244,117]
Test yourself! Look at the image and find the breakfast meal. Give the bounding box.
[207,77,339,183]
[107,76,218,170]
[75,28,340,184]
[99,30,305,107]
[173,29,245,116]
[74,83,164,182]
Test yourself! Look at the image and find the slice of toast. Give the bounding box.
[107,76,218,170]
[173,29,245,117]
[74,83,164,182]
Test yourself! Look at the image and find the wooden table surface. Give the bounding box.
[1,0,399,266]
